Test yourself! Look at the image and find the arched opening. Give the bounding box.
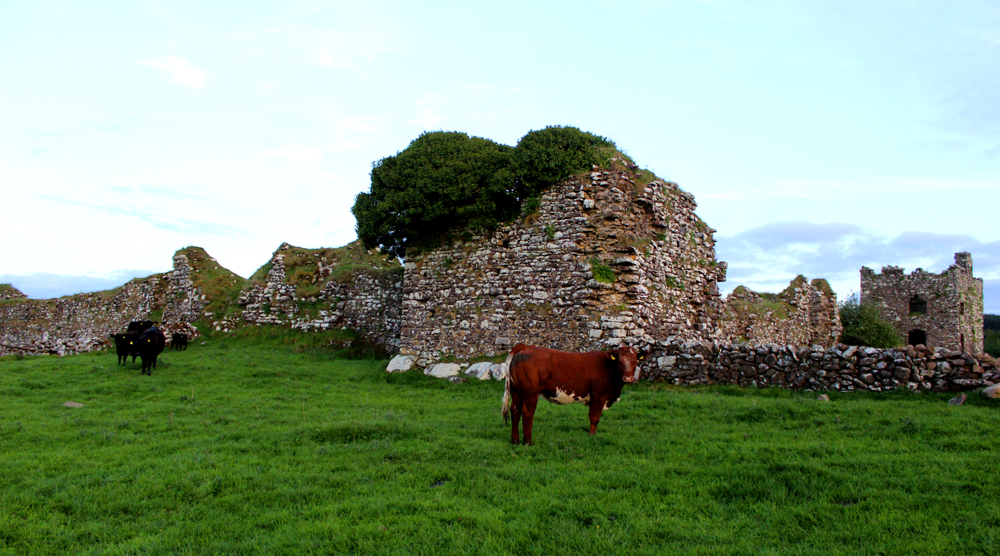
[909,295,927,314]
[908,329,927,346]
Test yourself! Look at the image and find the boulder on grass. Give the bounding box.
[982,383,1000,399]
[491,362,508,380]
[386,355,416,373]
[426,363,461,378]
[465,362,494,380]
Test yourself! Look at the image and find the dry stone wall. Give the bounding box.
[398,170,729,366]
[862,252,984,354]
[644,339,996,393]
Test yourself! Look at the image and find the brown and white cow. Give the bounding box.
[501,343,643,445]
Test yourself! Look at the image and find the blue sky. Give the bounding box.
[1,1,998,312]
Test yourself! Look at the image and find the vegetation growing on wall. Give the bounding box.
[180,247,246,317]
[839,293,903,348]
[590,259,616,284]
[247,241,401,299]
[728,286,794,320]
[352,126,624,258]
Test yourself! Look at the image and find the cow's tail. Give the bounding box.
[501,343,528,425]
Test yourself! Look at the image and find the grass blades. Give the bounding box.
[1,334,999,555]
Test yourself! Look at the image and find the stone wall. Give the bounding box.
[0,248,215,357]
[0,277,165,356]
[719,277,841,347]
[0,284,28,300]
[398,169,729,366]
[862,252,984,354]
[644,339,996,393]
[238,242,404,351]
[161,251,210,325]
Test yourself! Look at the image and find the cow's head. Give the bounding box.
[608,345,642,383]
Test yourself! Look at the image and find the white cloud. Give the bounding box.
[141,55,208,88]
[715,222,1000,312]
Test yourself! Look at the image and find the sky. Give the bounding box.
[1,0,998,312]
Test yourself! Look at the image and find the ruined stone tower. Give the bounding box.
[860,252,984,354]
[397,168,729,365]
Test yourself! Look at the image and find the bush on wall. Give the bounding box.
[838,293,903,348]
[352,126,619,258]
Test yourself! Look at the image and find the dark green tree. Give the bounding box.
[839,293,903,348]
[352,126,621,258]
[985,314,1000,357]
[511,125,616,199]
[352,131,516,258]
[985,330,1000,357]
[984,314,1000,331]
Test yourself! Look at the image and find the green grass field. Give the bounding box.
[2,330,999,555]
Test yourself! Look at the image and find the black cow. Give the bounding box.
[125,321,156,365]
[137,325,166,376]
[171,333,188,351]
[110,333,133,366]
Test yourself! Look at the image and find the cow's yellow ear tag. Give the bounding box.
[610,354,616,360]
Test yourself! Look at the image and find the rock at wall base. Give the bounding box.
[465,362,494,380]
[426,363,462,378]
[490,362,508,380]
[386,355,416,373]
[982,383,1000,399]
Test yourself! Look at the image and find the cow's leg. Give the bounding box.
[587,401,605,436]
[522,394,539,446]
[510,390,523,444]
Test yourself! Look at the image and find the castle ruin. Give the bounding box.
[5,165,995,391]
[861,252,984,354]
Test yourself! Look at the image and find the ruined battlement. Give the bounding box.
[861,252,984,354]
[718,277,841,347]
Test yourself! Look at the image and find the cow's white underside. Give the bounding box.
[545,388,590,405]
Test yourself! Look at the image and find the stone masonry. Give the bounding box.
[0,277,165,356]
[862,252,984,354]
[644,338,996,392]
[398,169,729,366]
[0,248,215,357]
[718,277,842,347]
[239,242,403,351]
